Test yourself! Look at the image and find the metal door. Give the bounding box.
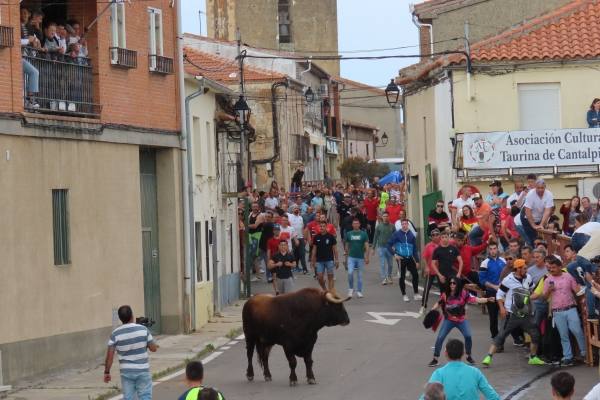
[140,149,161,333]
[422,190,443,245]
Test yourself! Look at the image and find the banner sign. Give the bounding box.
[462,128,600,169]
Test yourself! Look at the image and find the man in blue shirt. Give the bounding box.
[422,339,499,400]
[478,242,506,339]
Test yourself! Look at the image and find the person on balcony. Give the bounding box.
[587,98,600,128]
[66,19,88,58]
[43,23,65,60]
[56,23,68,54]
[20,6,40,109]
[27,9,44,44]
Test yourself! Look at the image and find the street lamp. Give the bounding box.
[385,79,400,108]
[304,87,315,103]
[234,95,251,124]
[376,131,389,146]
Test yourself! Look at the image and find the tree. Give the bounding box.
[338,157,389,185]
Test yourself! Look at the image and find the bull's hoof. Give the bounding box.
[246,375,254,382]
[265,376,272,382]
[290,380,298,387]
[307,378,317,385]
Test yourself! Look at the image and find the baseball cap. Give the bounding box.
[273,224,281,231]
[472,193,482,200]
[489,180,502,187]
[513,259,526,269]
[430,228,441,236]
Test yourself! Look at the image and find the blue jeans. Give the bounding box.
[553,307,586,360]
[23,59,39,93]
[468,225,484,246]
[347,257,365,292]
[519,208,538,246]
[434,319,473,358]
[121,371,152,400]
[377,247,393,280]
[316,260,334,274]
[260,249,272,280]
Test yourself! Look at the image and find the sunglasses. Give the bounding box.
[436,205,444,208]
[449,281,458,285]
[506,257,514,261]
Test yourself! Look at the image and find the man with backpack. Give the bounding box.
[482,259,545,367]
[388,218,421,302]
[178,361,225,400]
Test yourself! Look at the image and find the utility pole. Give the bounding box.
[198,10,204,35]
[236,28,252,298]
[464,21,473,101]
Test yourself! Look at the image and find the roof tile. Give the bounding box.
[183,47,285,83]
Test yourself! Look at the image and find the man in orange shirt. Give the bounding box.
[469,193,492,246]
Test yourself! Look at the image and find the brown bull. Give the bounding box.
[242,288,350,386]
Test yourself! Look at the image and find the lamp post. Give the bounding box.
[385,79,400,108]
[304,87,315,103]
[376,131,389,147]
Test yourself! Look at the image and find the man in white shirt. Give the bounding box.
[450,186,475,224]
[264,191,279,211]
[287,205,307,273]
[506,180,525,209]
[520,179,554,246]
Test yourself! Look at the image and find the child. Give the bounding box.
[178,361,225,400]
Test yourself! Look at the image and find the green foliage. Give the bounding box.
[338,157,390,184]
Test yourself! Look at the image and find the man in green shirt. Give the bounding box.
[345,218,369,298]
[372,212,395,285]
[379,185,390,210]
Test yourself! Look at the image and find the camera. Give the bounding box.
[136,317,155,328]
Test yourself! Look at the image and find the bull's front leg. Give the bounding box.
[283,347,298,386]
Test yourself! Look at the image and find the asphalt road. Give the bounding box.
[153,253,583,400]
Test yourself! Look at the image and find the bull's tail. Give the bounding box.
[256,343,273,370]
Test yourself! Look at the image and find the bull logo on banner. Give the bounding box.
[468,139,495,164]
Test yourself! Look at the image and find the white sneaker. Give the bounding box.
[414,293,423,301]
[381,279,388,285]
[419,306,426,315]
[357,292,364,298]
[347,289,354,297]
[403,295,410,302]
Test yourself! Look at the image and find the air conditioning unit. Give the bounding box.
[578,178,600,201]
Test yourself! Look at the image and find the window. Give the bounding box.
[518,83,560,130]
[110,3,126,48]
[204,221,210,281]
[52,189,70,265]
[366,143,370,157]
[278,0,291,44]
[148,7,163,69]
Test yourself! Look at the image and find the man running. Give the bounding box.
[344,218,369,298]
[311,221,339,290]
[421,229,441,313]
[388,218,421,302]
[482,259,545,367]
[372,212,395,285]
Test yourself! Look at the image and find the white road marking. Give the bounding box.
[235,334,245,340]
[365,311,421,326]
[227,341,238,346]
[220,346,231,350]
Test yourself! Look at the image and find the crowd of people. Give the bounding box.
[20,6,89,109]
[236,169,600,399]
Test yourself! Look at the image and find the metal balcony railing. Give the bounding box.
[0,26,14,48]
[109,47,137,69]
[22,47,100,117]
[149,55,174,74]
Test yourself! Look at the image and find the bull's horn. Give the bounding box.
[325,291,346,304]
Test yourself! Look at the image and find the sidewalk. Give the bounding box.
[3,301,245,400]
[512,364,599,400]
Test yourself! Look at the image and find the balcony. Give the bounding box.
[22,47,100,118]
[110,47,137,69]
[0,25,14,48]
[149,55,174,74]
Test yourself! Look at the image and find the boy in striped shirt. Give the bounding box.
[103,305,159,400]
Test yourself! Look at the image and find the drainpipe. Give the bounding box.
[176,0,196,333]
[410,4,433,59]
[251,80,288,166]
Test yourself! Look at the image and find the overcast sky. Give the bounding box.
[181,0,420,87]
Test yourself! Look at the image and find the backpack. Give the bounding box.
[511,286,531,318]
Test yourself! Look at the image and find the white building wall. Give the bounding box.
[433,79,457,203]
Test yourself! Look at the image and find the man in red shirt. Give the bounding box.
[451,232,487,284]
[421,229,441,313]
[305,212,337,245]
[363,189,380,244]
[266,225,282,293]
[385,196,403,225]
